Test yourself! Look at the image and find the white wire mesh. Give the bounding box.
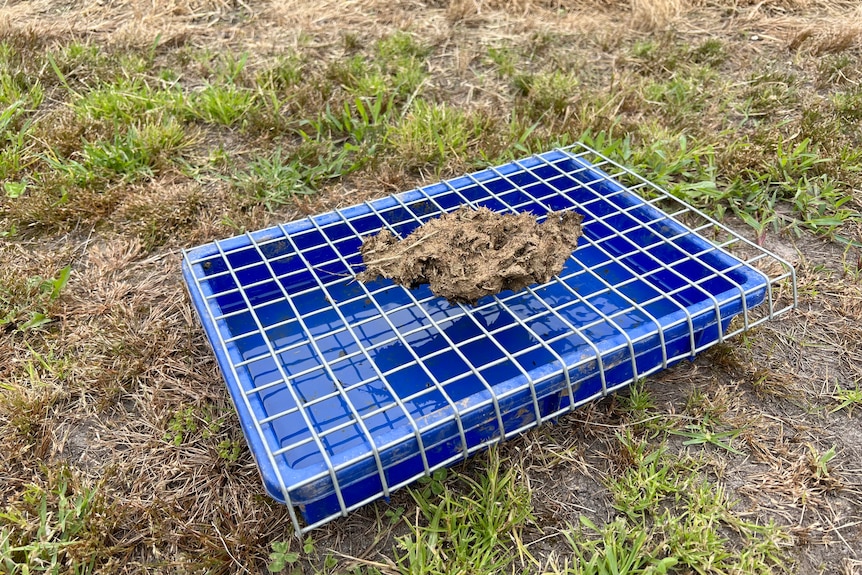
[181,143,797,534]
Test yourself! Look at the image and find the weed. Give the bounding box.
[829,382,862,415]
[164,405,198,446]
[416,468,447,499]
[327,55,377,91]
[669,419,745,455]
[1,349,69,444]
[832,88,862,120]
[267,541,299,573]
[217,439,243,462]
[611,437,682,518]
[627,37,723,76]
[783,174,859,237]
[303,94,392,154]
[742,72,798,117]
[303,535,315,554]
[585,131,716,194]
[0,100,37,181]
[45,43,108,92]
[343,32,362,52]
[692,38,726,67]
[617,379,656,417]
[727,138,862,240]
[0,265,71,331]
[817,53,855,87]
[384,505,405,525]
[517,70,579,117]
[327,32,427,102]
[769,138,828,184]
[487,46,518,77]
[215,52,250,85]
[257,53,305,92]
[0,70,44,108]
[606,435,788,573]
[807,444,838,484]
[630,39,658,60]
[4,181,27,199]
[82,131,151,180]
[641,67,716,120]
[44,120,186,186]
[375,32,429,62]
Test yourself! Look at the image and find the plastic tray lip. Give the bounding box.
[181,145,781,518]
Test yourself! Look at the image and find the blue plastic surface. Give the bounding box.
[181,149,768,526]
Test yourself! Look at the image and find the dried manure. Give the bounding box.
[358,206,584,304]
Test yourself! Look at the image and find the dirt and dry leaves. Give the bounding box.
[358,207,584,304]
[0,0,861,573]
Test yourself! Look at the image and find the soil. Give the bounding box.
[358,206,584,304]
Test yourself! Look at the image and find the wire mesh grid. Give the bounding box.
[181,143,797,534]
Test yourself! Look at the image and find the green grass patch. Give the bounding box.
[326,32,428,102]
[0,70,44,108]
[395,450,533,575]
[583,130,861,242]
[257,53,306,92]
[564,517,679,575]
[0,344,73,445]
[487,46,518,77]
[641,67,718,121]
[0,471,103,575]
[389,100,493,171]
[232,142,361,210]
[596,433,789,574]
[740,71,799,118]
[1,21,859,575]
[44,121,187,184]
[74,77,185,124]
[232,147,321,209]
[186,83,258,126]
[516,70,580,118]
[832,87,862,120]
[0,100,38,182]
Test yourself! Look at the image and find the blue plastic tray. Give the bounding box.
[181,147,769,530]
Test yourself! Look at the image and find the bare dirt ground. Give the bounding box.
[1,0,861,573]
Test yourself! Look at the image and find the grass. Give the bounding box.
[231,148,320,209]
[396,451,533,575]
[0,265,70,332]
[1,1,861,574]
[829,382,862,415]
[187,83,257,126]
[389,100,494,170]
[605,435,788,574]
[0,472,101,575]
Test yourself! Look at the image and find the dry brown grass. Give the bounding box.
[789,21,862,53]
[630,0,684,30]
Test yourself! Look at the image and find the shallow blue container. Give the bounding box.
[182,147,769,530]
